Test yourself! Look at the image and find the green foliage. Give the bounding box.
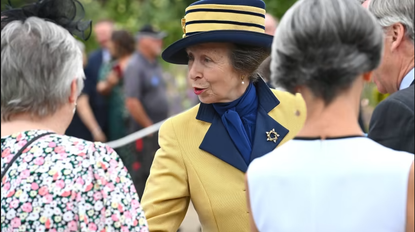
[2,0,298,52]
[79,0,297,53]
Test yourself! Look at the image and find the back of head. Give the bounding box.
[111,30,135,58]
[1,17,84,121]
[368,0,414,44]
[271,0,383,104]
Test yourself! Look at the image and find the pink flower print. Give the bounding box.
[76,177,85,185]
[76,192,83,202]
[50,230,57,232]
[54,146,65,153]
[131,199,140,209]
[22,203,33,213]
[61,191,71,197]
[3,183,10,191]
[118,204,124,213]
[124,211,132,219]
[106,182,115,192]
[111,214,119,222]
[39,186,49,196]
[33,157,45,165]
[20,169,30,179]
[10,199,19,209]
[45,218,52,229]
[44,194,53,204]
[16,133,22,141]
[11,217,21,228]
[31,182,39,190]
[48,142,56,148]
[1,148,11,158]
[100,177,108,186]
[121,227,129,232]
[56,180,65,189]
[85,183,93,192]
[18,140,27,147]
[77,152,86,157]
[88,223,98,231]
[53,172,59,181]
[59,153,68,160]
[115,177,120,183]
[66,202,74,211]
[133,219,138,227]
[5,155,13,163]
[109,159,118,168]
[7,190,15,197]
[93,192,102,201]
[68,221,77,231]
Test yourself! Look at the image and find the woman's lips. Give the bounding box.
[194,88,206,95]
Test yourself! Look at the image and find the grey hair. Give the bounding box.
[270,0,383,104]
[368,0,414,44]
[1,17,85,121]
[229,44,270,82]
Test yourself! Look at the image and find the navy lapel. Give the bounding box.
[250,78,289,161]
[196,77,289,173]
[198,104,248,173]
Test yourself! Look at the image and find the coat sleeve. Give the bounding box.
[368,98,415,154]
[141,118,190,232]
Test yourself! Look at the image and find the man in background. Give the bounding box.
[258,13,279,88]
[364,0,414,153]
[124,25,169,197]
[66,19,114,142]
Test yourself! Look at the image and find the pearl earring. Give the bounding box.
[73,103,77,114]
[241,76,245,85]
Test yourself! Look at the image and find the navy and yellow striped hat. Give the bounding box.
[162,0,273,64]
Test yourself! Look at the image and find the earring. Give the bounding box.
[241,76,245,85]
[73,103,77,114]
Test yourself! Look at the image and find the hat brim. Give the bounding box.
[162,30,273,65]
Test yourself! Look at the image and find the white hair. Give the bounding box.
[369,0,414,44]
[1,17,85,121]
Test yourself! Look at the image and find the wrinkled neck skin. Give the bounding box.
[296,78,365,139]
[1,109,71,138]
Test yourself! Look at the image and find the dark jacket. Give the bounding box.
[66,50,108,141]
[368,83,414,154]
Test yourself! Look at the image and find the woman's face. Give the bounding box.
[108,40,119,59]
[186,43,247,104]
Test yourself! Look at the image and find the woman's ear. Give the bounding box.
[69,79,78,104]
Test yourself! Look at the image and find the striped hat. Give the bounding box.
[162,0,273,64]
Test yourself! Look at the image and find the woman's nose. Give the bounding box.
[188,62,202,80]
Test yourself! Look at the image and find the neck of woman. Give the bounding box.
[296,89,364,139]
[1,112,69,138]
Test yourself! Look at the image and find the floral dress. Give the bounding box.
[1,130,148,232]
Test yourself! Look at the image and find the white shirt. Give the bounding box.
[102,49,111,63]
[399,68,414,90]
[247,137,413,232]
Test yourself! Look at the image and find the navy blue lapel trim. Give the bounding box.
[197,77,289,173]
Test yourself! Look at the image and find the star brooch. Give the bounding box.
[266,129,280,143]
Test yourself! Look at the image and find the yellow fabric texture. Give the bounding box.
[141,89,306,232]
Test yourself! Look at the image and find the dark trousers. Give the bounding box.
[131,132,159,198]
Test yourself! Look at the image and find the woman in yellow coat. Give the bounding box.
[141,0,306,231]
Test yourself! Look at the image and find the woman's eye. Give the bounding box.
[204,57,211,63]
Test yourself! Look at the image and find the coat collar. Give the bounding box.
[197,77,289,173]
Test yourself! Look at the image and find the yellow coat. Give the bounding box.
[142,80,306,232]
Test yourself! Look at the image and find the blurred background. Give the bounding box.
[0,0,388,131]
